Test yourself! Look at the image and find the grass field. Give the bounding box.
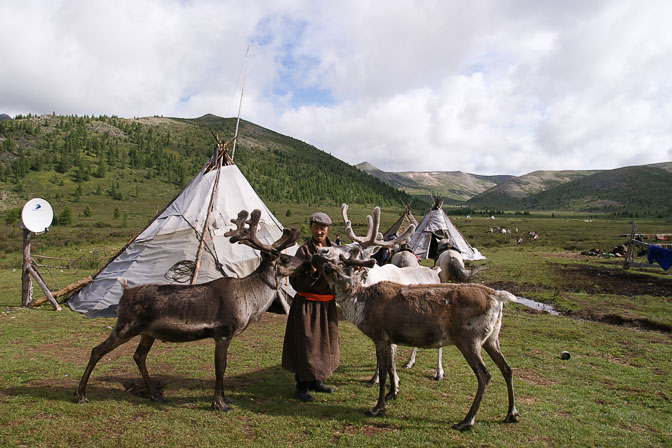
[1,210,671,447]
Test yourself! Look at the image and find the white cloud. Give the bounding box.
[2,0,672,175]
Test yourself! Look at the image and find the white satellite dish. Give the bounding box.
[21,198,54,233]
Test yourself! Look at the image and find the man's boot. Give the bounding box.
[308,380,334,393]
[296,382,314,402]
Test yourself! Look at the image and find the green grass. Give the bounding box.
[1,210,671,447]
[1,303,670,447]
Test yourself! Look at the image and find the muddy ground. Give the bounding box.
[486,264,672,333]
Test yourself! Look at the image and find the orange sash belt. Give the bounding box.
[298,292,335,302]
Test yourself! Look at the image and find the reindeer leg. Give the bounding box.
[483,336,519,424]
[75,326,136,403]
[386,344,399,400]
[433,347,444,381]
[368,356,380,385]
[452,342,491,431]
[366,343,391,417]
[212,336,232,411]
[133,334,165,403]
[403,347,418,369]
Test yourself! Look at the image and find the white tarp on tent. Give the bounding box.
[68,164,297,317]
[408,207,485,261]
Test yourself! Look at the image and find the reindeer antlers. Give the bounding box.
[342,204,378,247]
[339,253,377,268]
[225,209,299,253]
[341,203,416,249]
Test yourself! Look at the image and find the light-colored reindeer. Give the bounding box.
[322,204,446,382]
[312,252,519,431]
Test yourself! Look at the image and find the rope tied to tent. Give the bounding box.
[164,260,197,283]
[178,214,227,277]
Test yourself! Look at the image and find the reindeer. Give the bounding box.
[401,246,484,380]
[399,246,484,380]
[389,244,419,268]
[75,209,304,411]
[434,246,484,283]
[312,253,519,431]
[323,204,446,382]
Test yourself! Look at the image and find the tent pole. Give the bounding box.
[190,144,224,284]
[231,45,249,162]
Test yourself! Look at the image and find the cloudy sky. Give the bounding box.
[2,0,672,175]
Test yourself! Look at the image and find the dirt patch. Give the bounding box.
[485,263,672,333]
[488,264,672,298]
[484,280,541,297]
[557,265,672,297]
[571,311,672,333]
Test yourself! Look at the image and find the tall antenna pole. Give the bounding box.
[231,45,249,161]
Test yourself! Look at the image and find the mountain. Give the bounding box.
[355,162,513,202]
[2,113,671,219]
[0,114,11,122]
[357,160,672,216]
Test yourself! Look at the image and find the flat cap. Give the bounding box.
[309,212,332,226]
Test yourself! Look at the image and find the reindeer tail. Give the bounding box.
[117,278,129,289]
[495,290,517,303]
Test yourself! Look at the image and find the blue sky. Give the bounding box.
[1,0,671,175]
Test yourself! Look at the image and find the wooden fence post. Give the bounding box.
[21,227,32,307]
[21,226,61,310]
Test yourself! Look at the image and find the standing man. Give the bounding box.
[282,212,339,402]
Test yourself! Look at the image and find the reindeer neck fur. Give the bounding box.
[236,254,280,318]
[332,273,368,328]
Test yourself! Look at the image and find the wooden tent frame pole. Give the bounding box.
[190,143,225,285]
[231,45,249,162]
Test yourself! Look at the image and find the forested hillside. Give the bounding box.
[0,114,413,225]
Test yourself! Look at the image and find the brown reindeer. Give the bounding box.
[312,253,519,431]
[75,209,304,411]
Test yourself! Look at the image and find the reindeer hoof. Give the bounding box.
[451,421,474,432]
[365,408,385,417]
[212,400,232,412]
[504,410,520,423]
[433,375,443,381]
[402,362,414,369]
[149,391,168,403]
[76,396,89,404]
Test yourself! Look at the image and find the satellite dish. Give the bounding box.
[21,198,54,233]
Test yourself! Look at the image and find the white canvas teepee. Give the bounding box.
[68,147,297,318]
[408,199,485,261]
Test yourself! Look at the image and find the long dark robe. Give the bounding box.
[281,237,339,382]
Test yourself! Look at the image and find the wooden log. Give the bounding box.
[26,265,61,311]
[619,233,672,239]
[29,276,92,308]
[623,262,662,269]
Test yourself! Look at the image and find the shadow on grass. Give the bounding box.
[0,363,515,430]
